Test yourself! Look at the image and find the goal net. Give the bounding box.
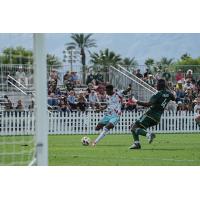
[0,33,48,166]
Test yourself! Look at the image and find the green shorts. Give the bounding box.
[135,114,159,129]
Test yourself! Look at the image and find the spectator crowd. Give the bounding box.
[1,66,200,115]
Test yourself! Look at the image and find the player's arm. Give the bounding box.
[133,92,160,107]
[136,100,153,107]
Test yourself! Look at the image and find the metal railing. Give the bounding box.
[109,65,157,101]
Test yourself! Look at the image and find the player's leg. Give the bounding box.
[92,124,108,146]
[129,123,142,149]
[92,115,118,146]
[92,115,109,146]
[129,115,157,149]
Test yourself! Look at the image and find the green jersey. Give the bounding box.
[146,89,175,122]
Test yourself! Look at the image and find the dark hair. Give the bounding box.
[4,95,8,99]
[106,84,114,91]
[157,79,166,90]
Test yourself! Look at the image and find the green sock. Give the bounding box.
[132,128,148,142]
[136,128,147,136]
[131,130,139,141]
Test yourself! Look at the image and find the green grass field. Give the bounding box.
[1,133,200,166]
[48,133,200,166]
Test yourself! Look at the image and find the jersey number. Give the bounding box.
[161,99,167,108]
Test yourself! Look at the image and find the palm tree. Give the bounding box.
[120,57,138,71]
[181,53,191,60]
[67,33,97,83]
[145,58,155,73]
[90,48,122,71]
[156,57,174,71]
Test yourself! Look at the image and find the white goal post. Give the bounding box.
[33,33,48,166]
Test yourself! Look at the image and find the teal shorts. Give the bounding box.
[99,114,120,126]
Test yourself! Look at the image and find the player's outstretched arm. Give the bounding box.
[137,101,152,107]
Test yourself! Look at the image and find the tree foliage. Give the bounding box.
[0,46,61,67]
[90,48,122,72]
[120,57,138,71]
[67,33,97,82]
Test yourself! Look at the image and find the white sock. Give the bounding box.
[134,141,140,144]
[94,127,109,144]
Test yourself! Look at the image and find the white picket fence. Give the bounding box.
[0,111,199,136]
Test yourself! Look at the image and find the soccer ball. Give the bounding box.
[81,136,91,146]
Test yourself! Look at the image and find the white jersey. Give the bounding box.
[194,104,200,117]
[105,91,123,116]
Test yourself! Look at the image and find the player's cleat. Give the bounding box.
[147,132,156,144]
[129,143,141,149]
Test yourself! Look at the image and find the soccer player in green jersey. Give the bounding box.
[129,79,175,149]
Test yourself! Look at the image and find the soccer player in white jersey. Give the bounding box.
[194,96,200,126]
[92,84,131,146]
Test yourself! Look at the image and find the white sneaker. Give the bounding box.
[147,132,156,144]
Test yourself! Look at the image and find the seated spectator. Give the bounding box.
[183,94,193,111]
[176,88,185,103]
[77,92,87,112]
[49,69,58,83]
[58,99,70,113]
[15,66,26,86]
[125,96,137,111]
[15,99,24,111]
[143,68,151,79]
[88,90,100,109]
[48,93,58,107]
[95,83,106,95]
[175,69,184,83]
[86,71,95,85]
[4,95,13,110]
[63,71,71,85]
[97,91,107,106]
[49,79,57,92]
[55,87,61,96]
[155,69,162,81]
[95,71,104,83]
[194,96,200,121]
[26,68,34,86]
[86,83,94,93]
[67,90,77,110]
[177,101,185,111]
[48,85,56,95]
[65,80,74,92]
[71,72,80,85]
[183,79,194,91]
[132,69,137,76]
[162,68,171,82]
[185,69,193,81]
[167,81,174,91]
[176,80,183,90]
[135,69,143,79]
[146,74,156,87]
[197,79,200,92]
[165,100,177,112]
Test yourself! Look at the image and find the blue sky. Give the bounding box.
[0,33,200,65]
